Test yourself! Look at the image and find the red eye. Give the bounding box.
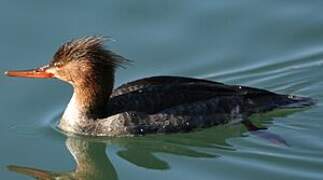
[54,62,64,68]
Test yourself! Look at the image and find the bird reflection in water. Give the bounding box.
[7,108,304,179]
[7,134,218,180]
[8,137,117,180]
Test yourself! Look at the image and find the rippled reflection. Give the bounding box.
[7,108,308,179]
[8,137,117,180]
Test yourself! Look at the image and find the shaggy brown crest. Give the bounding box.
[51,36,128,68]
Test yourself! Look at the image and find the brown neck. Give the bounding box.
[72,69,114,119]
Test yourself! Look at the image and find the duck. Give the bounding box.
[5,36,315,136]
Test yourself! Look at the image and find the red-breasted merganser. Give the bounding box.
[5,36,314,136]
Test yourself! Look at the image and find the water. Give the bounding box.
[1,1,323,179]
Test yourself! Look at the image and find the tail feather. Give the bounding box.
[280,95,316,108]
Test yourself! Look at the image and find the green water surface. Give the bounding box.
[0,1,322,179]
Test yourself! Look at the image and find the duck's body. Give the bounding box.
[6,36,314,137]
[60,75,312,136]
